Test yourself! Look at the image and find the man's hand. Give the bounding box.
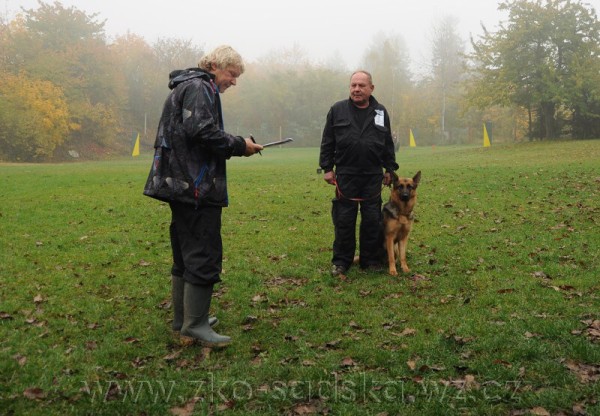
[383,172,392,186]
[324,170,336,185]
[244,138,263,156]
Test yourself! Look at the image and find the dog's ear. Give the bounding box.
[413,171,421,186]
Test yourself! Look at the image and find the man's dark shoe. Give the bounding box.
[331,265,347,277]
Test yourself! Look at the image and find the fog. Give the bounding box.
[4,0,531,73]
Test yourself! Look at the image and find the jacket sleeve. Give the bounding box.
[319,107,335,172]
[181,81,246,158]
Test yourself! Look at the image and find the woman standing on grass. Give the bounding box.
[143,45,263,347]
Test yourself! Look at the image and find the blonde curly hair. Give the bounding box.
[198,45,245,74]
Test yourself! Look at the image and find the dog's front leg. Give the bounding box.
[386,235,397,276]
[399,235,410,273]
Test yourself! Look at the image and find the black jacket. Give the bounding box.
[319,96,398,175]
[143,68,246,207]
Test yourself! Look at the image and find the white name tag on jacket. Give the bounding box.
[374,109,385,127]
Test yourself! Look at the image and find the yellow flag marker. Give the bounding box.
[132,133,140,156]
[409,129,417,147]
[483,123,491,147]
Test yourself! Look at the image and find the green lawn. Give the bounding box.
[1,140,599,415]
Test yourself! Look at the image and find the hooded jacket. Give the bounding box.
[143,68,246,207]
[319,96,398,175]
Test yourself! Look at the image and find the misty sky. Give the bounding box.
[6,0,600,73]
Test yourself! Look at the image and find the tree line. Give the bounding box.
[0,0,598,161]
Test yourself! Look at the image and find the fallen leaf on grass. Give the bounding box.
[572,403,587,415]
[195,348,212,363]
[564,360,600,383]
[292,403,318,415]
[33,294,44,304]
[0,312,13,320]
[268,254,287,262]
[450,335,476,345]
[441,374,480,390]
[532,271,551,279]
[131,356,149,368]
[409,274,430,281]
[163,350,182,362]
[385,292,404,299]
[251,294,267,304]
[242,315,258,325]
[323,339,341,349]
[493,359,513,368]
[25,318,47,327]
[579,320,600,342]
[105,382,121,401]
[266,276,307,287]
[251,344,264,355]
[13,354,27,366]
[218,400,235,411]
[395,327,417,337]
[176,359,192,369]
[348,321,362,330]
[280,356,297,365]
[341,357,357,368]
[170,397,201,416]
[23,387,46,400]
[529,407,550,416]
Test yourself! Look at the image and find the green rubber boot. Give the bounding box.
[172,275,217,332]
[180,282,231,347]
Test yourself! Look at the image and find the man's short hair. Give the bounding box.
[351,70,373,85]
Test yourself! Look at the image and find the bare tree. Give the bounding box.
[430,15,465,142]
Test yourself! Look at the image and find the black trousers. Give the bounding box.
[169,201,223,286]
[331,174,384,269]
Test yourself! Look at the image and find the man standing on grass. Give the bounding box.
[319,70,398,277]
[143,45,263,347]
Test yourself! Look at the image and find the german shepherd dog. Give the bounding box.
[382,171,421,275]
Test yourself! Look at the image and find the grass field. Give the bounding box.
[1,140,599,415]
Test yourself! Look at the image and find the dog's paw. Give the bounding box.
[389,268,398,276]
[401,266,411,273]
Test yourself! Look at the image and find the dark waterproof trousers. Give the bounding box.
[331,174,384,270]
[169,201,223,286]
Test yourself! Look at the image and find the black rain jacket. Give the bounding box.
[143,68,246,207]
[319,96,398,175]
